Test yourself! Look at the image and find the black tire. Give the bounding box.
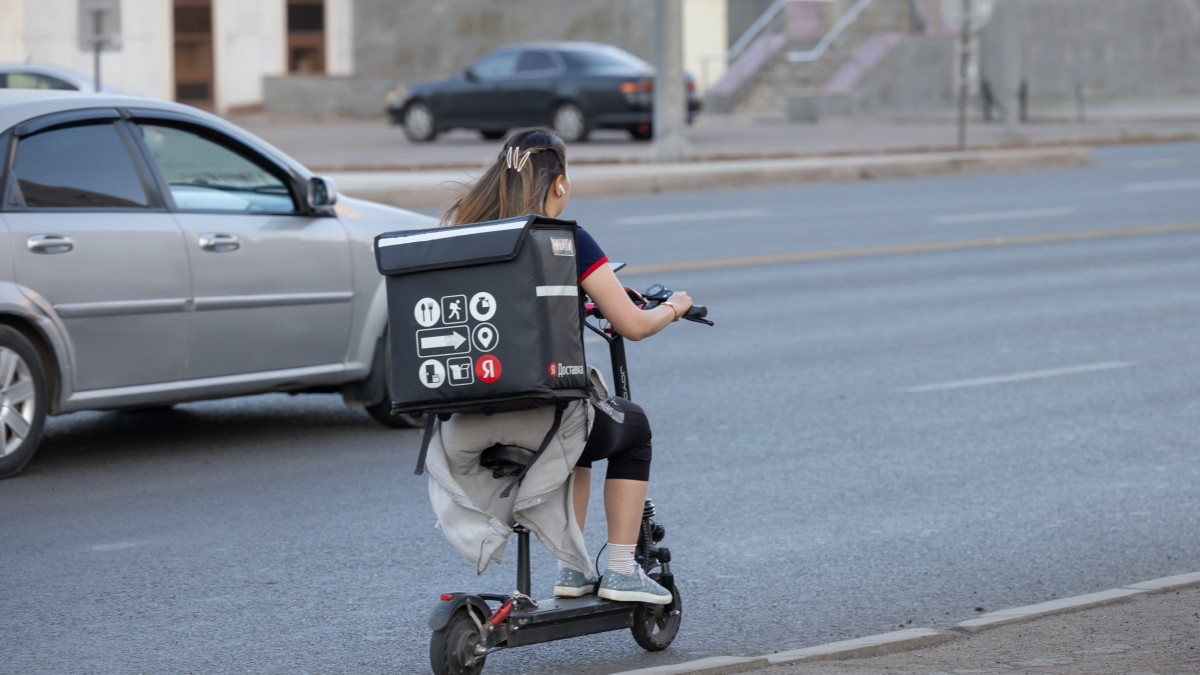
[480,129,507,140]
[0,326,49,479]
[430,608,486,675]
[551,102,589,143]
[631,573,681,651]
[364,331,422,429]
[403,100,438,142]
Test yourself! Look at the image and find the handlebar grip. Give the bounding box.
[684,305,707,319]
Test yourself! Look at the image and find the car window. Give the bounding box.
[516,50,558,74]
[470,52,518,80]
[11,123,150,208]
[3,72,77,90]
[561,47,652,71]
[138,124,297,213]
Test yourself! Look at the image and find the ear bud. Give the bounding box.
[557,186,565,197]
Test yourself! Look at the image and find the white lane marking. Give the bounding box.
[933,207,1078,225]
[89,541,140,552]
[614,208,767,226]
[1123,179,1200,193]
[902,361,1136,393]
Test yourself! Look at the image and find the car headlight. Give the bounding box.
[386,85,411,106]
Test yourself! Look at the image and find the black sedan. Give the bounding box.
[387,42,701,143]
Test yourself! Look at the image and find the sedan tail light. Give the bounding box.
[619,78,653,94]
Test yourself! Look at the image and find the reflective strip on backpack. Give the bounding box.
[535,286,577,297]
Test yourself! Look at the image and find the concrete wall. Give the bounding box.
[980,0,1200,103]
[351,0,656,77]
[213,0,287,111]
[791,0,1200,120]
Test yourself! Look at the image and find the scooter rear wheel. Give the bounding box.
[430,608,486,675]
[631,573,681,651]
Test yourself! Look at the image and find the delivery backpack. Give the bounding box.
[374,215,590,489]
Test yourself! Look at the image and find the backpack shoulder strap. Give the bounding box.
[414,414,437,475]
[499,405,564,499]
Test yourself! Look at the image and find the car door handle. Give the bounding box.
[198,233,240,252]
[27,234,74,254]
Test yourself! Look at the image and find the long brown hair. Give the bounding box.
[440,127,567,227]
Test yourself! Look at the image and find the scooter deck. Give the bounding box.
[505,595,635,647]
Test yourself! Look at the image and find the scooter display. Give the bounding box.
[427,280,712,675]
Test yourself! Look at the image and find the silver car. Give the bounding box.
[0,62,127,93]
[0,90,433,478]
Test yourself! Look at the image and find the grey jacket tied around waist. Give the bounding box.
[425,367,610,576]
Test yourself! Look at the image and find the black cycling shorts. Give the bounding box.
[575,397,652,482]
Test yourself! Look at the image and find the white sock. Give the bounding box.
[605,543,637,576]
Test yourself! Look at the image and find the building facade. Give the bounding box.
[0,0,355,113]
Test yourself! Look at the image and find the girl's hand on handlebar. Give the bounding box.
[662,290,693,321]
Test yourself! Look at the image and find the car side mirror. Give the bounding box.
[308,176,338,210]
[463,67,477,82]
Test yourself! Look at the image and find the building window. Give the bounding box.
[287,0,325,74]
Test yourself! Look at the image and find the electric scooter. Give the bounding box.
[427,279,712,675]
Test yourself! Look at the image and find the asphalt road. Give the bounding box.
[4,142,1200,674]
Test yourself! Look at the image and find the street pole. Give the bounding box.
[957,0,971,151]
[999,0,1020,139]
[92,9,104,91]
[653,0,690,161]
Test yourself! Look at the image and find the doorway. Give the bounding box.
[287,0,326,74]
[173,0,214,108]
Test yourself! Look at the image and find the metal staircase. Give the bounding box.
[705,0,924,116]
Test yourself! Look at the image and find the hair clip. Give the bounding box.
[505,146,533,172]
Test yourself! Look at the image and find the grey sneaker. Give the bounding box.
[554,568,599,598]
[597,567,672,605]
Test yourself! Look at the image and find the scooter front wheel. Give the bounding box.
[631,574,681,651]
[430,608,486,675]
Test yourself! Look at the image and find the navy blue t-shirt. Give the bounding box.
[576,227,609,281]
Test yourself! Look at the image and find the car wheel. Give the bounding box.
[551,102,589,143]
[480,129,507,140]
[364,331,422,429]
[0,326,49,479]
[403,101,438,142]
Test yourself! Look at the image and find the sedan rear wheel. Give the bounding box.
[552,102,588,143]
[403,101,438,142]
[0,326,48,479]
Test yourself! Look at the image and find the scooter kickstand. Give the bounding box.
[512,590,538,609]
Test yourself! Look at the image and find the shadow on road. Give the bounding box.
[22,394,419,478]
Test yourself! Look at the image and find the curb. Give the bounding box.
[334,146,1091,209]
[614,571,1200,675]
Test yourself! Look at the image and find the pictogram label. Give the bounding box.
[469,292,497,321]
[419,359,445,389]
[476,355,501,383]
[446,356,474,386]
[472,323,498,352]
[417,327,470,357]
[441,295,467,325]
[414,297,440,327]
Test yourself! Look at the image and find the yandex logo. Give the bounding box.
[476,355,502,383]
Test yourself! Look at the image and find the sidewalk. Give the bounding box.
[229,96,1200,209]
[615,572,1200,675]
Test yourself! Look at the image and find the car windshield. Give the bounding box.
[561,46,651,71]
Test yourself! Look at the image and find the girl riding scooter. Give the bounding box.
[435,127,692,603]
